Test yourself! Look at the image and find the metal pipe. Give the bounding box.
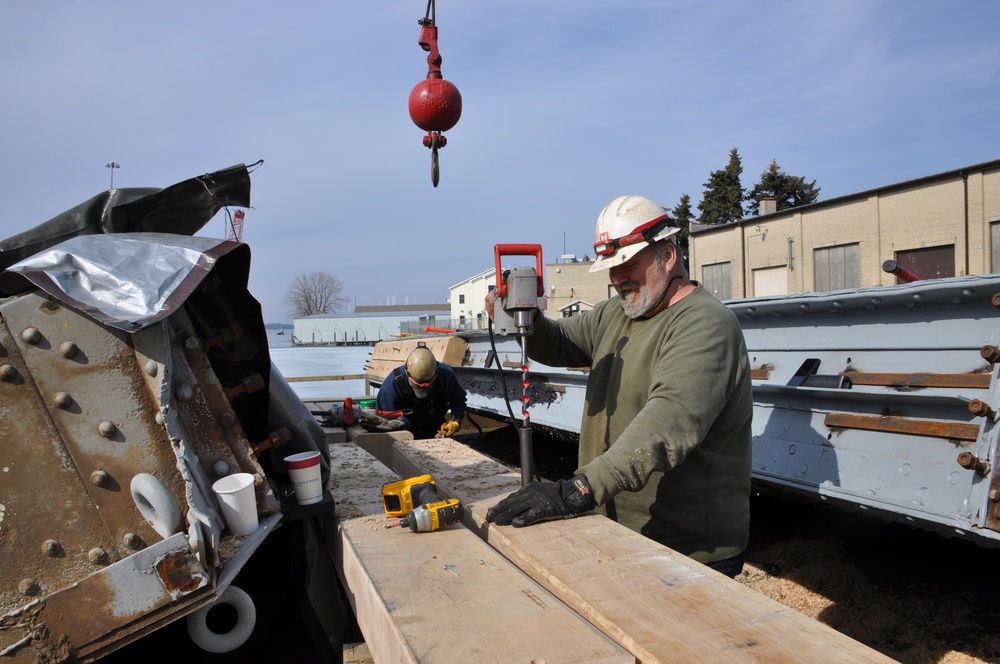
[882,259,921,282]
[518,425,534,487]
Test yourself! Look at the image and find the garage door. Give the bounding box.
[753,266,788,297]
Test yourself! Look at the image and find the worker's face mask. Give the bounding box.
[409,376,433,399]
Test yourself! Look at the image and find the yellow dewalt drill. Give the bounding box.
[381,474,441,517]
[381,474,464,532]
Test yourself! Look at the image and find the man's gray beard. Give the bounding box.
[413,387,431,399]
[617,251,667,318]
[618,285,656,319]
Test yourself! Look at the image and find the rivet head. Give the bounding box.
[123,532,143,550]
[90,469,111,487]
[0,364,17,381]
[219,412,236,427]
[88,547,109,565]
[144,360,158,377]
[184,336,200,350]
[42,539,62,557]
[18,578,40,596]
[213,460,231,478]
[59,341,79,359]
[175,384,194,402]
[98,421,117,438]
[21,328,41,344]
[52,391,72,409]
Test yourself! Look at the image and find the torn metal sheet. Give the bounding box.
[4,233,248,333]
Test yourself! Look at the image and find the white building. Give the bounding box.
[292,304,450,346]
[448,268,495,331]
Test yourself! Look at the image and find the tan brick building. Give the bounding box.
[544,258,612,318]
[688,159,1000,300]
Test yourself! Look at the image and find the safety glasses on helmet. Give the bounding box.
[593,215,675,257]
[409,375,437,390]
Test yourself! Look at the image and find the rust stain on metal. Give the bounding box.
[841,371,992,390]
[156,549,208,595]
[824,413,981,441]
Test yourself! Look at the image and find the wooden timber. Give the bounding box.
[348,432,898,664]
[366,336,469,384]
[324,436,633,664]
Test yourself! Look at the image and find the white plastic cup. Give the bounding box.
[285,451,323,505]
[212,473,259,536]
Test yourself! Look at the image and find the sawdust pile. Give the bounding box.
[737,492,1000,664]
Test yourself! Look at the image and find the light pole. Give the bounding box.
[105,162,120,189]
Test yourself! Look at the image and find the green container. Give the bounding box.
[359,399,376,410]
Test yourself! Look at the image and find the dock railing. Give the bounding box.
[283,373,372,396]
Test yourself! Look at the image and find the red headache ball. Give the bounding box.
[408,78,462,132]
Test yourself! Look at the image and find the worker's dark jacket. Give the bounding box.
[376,363,467,439]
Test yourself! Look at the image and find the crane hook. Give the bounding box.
[408,0,461,187]
[423,131,446,187]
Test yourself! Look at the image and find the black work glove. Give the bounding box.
[486,474,595,527]
[360,415,411,433]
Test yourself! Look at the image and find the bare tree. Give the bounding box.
[283,271,349,317]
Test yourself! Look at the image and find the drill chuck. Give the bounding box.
[395,498,464,533]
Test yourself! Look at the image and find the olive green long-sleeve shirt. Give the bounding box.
[527,284,753,563]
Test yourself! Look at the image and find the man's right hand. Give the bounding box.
[485,291,496,320]
[486,291,541,324]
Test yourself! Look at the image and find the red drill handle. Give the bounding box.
[494,244,545,299]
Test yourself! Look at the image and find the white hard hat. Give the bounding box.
[589,195,680,273]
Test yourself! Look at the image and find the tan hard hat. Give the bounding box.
[405,346,438,383]
[589,195,680,273]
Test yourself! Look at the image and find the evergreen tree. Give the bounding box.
[697,148,744,225]
[745,159,820,216]
[671,193,694,267]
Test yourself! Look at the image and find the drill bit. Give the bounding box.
[518,334,534,486]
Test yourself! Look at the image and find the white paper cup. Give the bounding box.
[212,473,259,536]
[285,451,323,505]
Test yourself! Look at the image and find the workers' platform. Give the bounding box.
[323,427,897,663]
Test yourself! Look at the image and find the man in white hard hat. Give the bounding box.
[484,195,753,577]
[375,342,467,439]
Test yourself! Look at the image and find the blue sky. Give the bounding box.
[1,1,998,323]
